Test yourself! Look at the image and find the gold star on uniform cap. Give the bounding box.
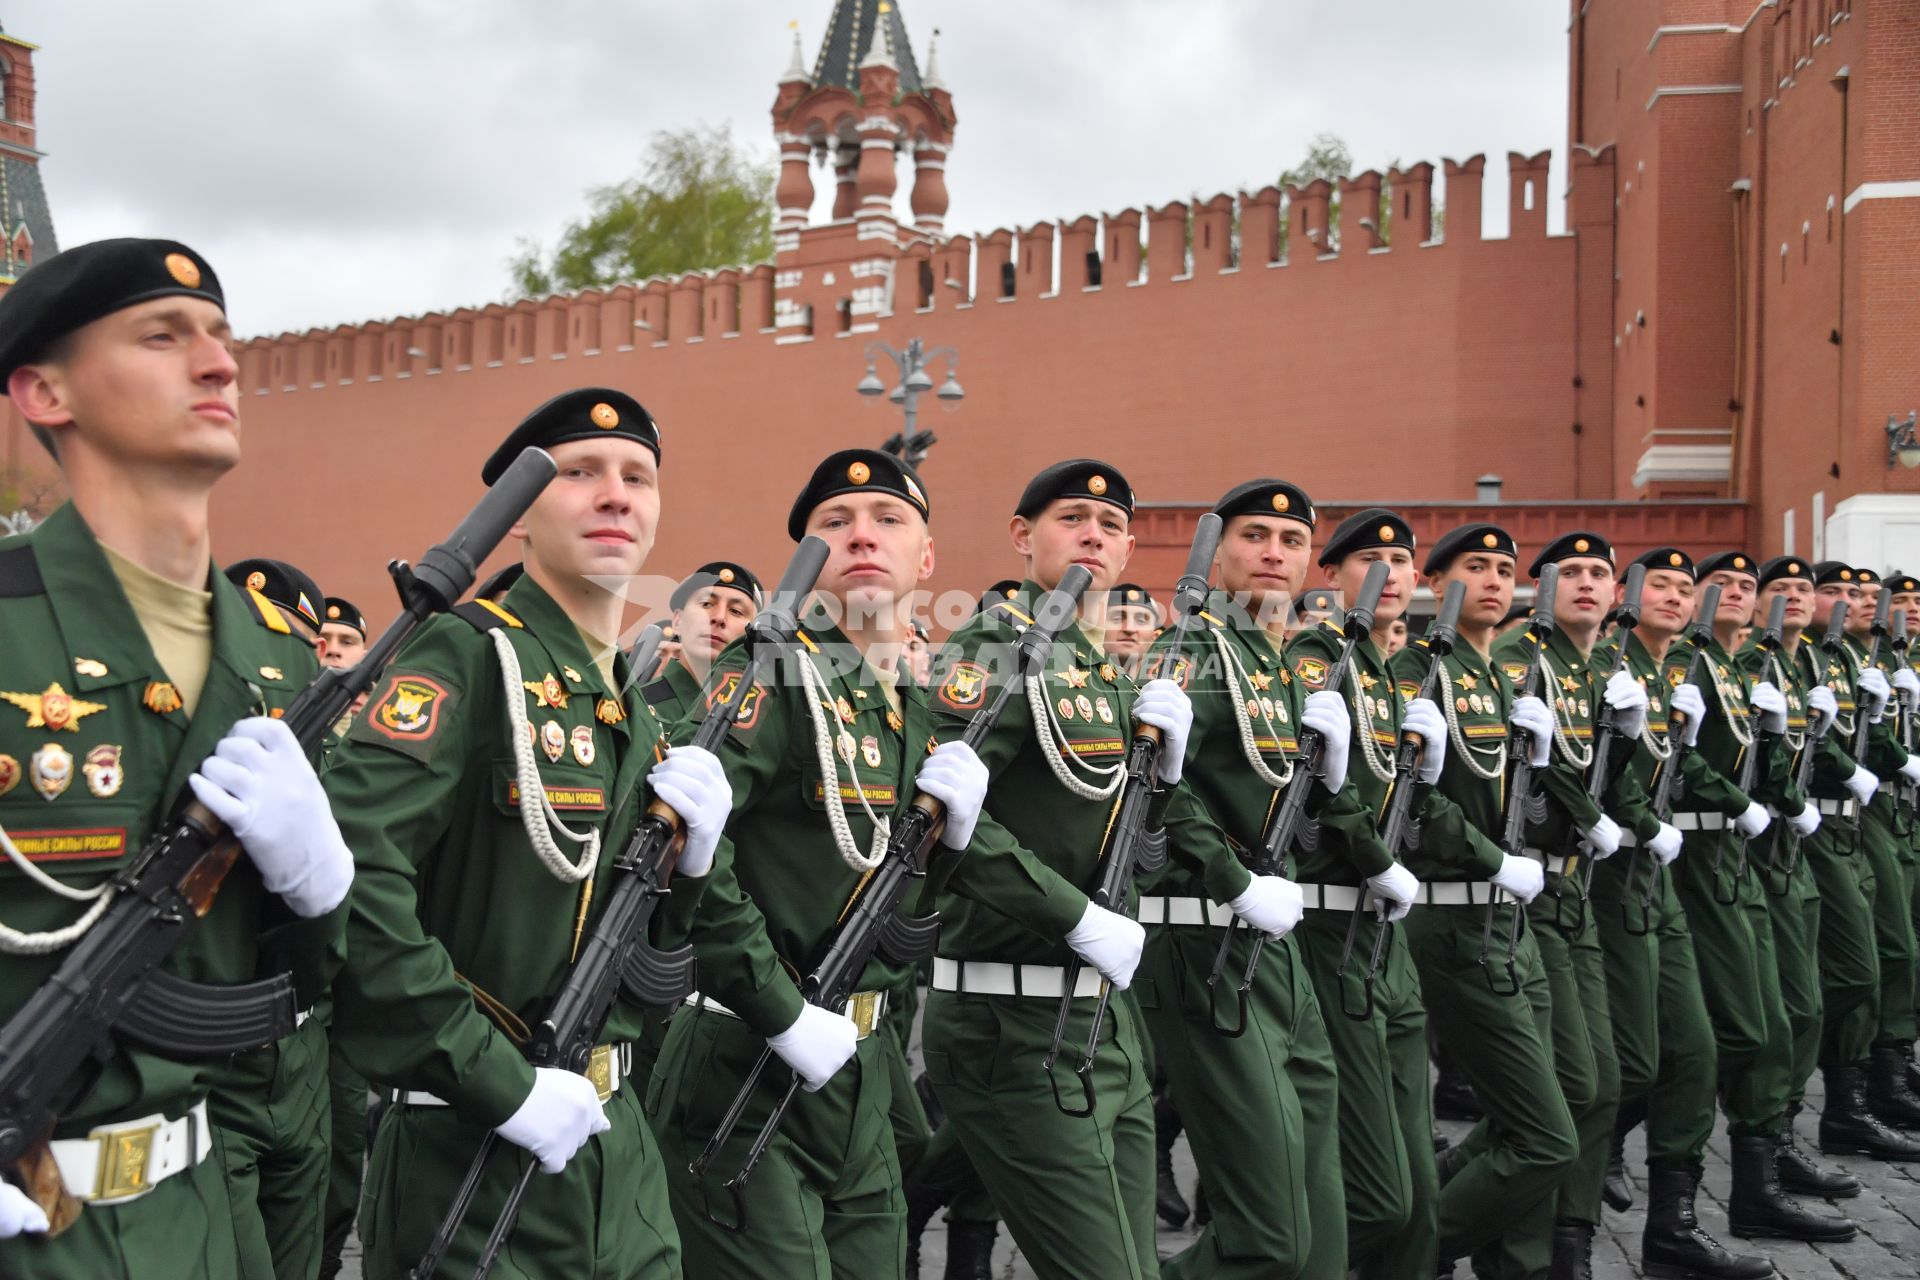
[1669,553,1683,567]
[1574,538,1590,553]
[2,683,107,732]
[327,604,341,619]
[1483,533,1499,547]
[1789,562,1801,573]
[590,402,620,428]
[165,253,201,287]
[1734,557,1747,568]
[246,571,267,591]
[1841,569,1853,581]
[718,568,735,583]
[1379,526,1395,541]
[1088,475,1109,495]
[848,461,872,484]
[1272,494,1289,512]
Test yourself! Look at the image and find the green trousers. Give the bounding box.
[922,985,1155,1280]
[318,1039,370,1280]
[0,1141,238,1280]
[1864,801,1919,1045]
[1526,885,1620,1229]
[210,1010,333,1280]
[362,1077,679,1280]
[1139,923,1347,1280]
[1295,909,1436,1279]
[1762,853,1824,1113]
[1406,902,1575,1279]
[1804,826,1879,1068]
[881,976,999,1227]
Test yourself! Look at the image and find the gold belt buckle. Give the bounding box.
[846,991,881,1041]
[585,1044,615,1102]
[94,1121,159,1201]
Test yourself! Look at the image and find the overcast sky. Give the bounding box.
[9,0,1570,339]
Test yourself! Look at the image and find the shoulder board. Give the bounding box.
[1414,638,1432,650]
[987,600,1033,631]
[242,587,292,635]
[796,628,820,653]
[453,599,523,633]
[642,679,681,707]
[0,542,45,598]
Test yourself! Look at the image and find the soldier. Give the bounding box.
[1103,582,1159,677]
[1490,532,1646,1275]
[903,618,934,687]
[0,238,353,1278]
[1137,478,1352,1278]
[1588,548,1772,1277]
[1885,570,1920,1096]
[648,448,991,1275]
[919,459,1285,1280]
[1288,507,1444,1278]
[641,560,762,726]
[226,556,325,648]
[322,388,733,1278]
[1393,522,1575,1279]
[319,596,368,672]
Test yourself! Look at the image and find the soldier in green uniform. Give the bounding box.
[226,556,325,648]
[640,560,761,727]
[1138,478,1351,1279]
[1491,531,1646,1276]
[319,596,368,672]
[323,388,733,1279]
[649,448,992,1276]
[1287,508,1444,1279]
[918,459,1270,1280]
[1883,570,1920,1098]
[1588,548,1772,1277]
[1104,582,1159,678]
[1394,522,1576,1280]
[0,238,354,1278]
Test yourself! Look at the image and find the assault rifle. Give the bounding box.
[1763,601,1847,892]
[1553,562,1645,922]
[1847,587,1892,763]
[1894,611,1916,833]
[1710,594,1788,903]
[1480,565,1559,995]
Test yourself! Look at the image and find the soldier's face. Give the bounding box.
[1850,583,1880,634]
[1324,546,1415,627]
[1104,605,1158,658]
[805,492,934,612]
[1432,553,1514,630]
[1759,579,1813,632]
[673,587,755,664]
[1217,515,1311,611]
[1812,581,1858,630]
[1012,499,1134,593]
[1632,569,1695,638]
[515,437,659,587]
[1893,591,1920,623]
[318,623,365,669]
[1553,556,1614,630]
[1701,571,1756,627]
[1384,617,1409,655]
[10,298,240,477]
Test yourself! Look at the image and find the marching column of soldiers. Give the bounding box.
[3,238,1920,1280]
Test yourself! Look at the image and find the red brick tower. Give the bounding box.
[0,23,58,288]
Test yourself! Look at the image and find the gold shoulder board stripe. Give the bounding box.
[477,599,523,628]
[797,629,820,653]
[247,588,291,635]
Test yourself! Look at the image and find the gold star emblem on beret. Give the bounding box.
[718,567,735,583]
[1789,562,1801,574]
[246,571,267,591]
[1734,556,1747,568]
[2,682,107,732]
[848,461,872,484]
[1840,569,1853,581]
[1669,553,1683,567]
[164,252,201,288]
[1379,525,1395,542]
[1483,533,1499,548]
[1574,538,1591,553]
[327,604,342,619]
[590,402,620,429]
[1088,474,1109,496]
[1272,493,1289,512]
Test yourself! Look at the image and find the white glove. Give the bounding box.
[768,1003,860,1093]
[1510,695,1555,768]
[189,717,353,918]
[1859,667,1892,719]
[1364,862,1420,923]
[1066,901,1145,990]
[1749,681,1789,734]
[1491,853,1546,905]
[1669,683,1706,748]
[1228,874,1304,940]
[1581,814,1622,860]
[1134,679,1194,784]
[1787,805,1821,837]
[1302,690,1351,793]
[494,1066,611,1174]
[1901,755,1920,785]
[1845,765,1880,807]
[1404,698,1447,784]
[1894,668,1920,699]
[1808,685,1838,736]
[646,746,731,878]
[1733,802,1772,838]
[1604,669,1649,738]
[1647,822,1683,866]
[0,1181,49,1238]
[915,740,990,850]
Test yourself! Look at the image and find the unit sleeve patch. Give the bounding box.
[1293,656,1329,689]
[706,671,767,734]
[351,672,457,763]
[937,660,989,711]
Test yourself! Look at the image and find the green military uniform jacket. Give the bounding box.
[671,608,931,1036]
[0,502,338,1137]
[1597,631,1756,842]
[1660,634,1800,819]
[323,573,696,1127]
[927,585,1250,965]
[1841,636,1910,778]
[641,658,701,732]
[1491,625,1621,858]
[1388,635,1511,881]
[1739,637,1857,805]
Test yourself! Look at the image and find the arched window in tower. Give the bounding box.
[0,57,11,123]
[12,226,30,270]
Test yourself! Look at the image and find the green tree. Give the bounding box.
[508,123,776,297]
[1272,133,1444,255]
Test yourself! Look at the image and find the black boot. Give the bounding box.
[904,1181,944,1279]
[1192,1178,1210,1227]
[1727,1134,1856,1241]
[1153,1093,1190,1228]
[1604,1128,1634,1212]
[1549,1223,1593,1280]
[1906,1043,1920,1096]
[1435,1139,1469,1188]
[1776,1110,1859,1198]
[1818,1064,1920,1161]
[943,1220,996,1280]
[1434,1058,1484,1121]
[1641,1167,1773,1279]
[1868,1045,1920,1128]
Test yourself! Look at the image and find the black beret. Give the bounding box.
[787,448,930,541]
[1757,556,1812,587]
[1212,478,1315,528]
[1696,551,1758,580]
[322,596,366,636]
[1317,507,1415,566]
[482,388,660,485]
[227,558,324,631]
[1527,531,1615,579]
[1886,572,1920,594]
[1014,458,1134,519]
[1812,560,1859,587]
[670,560,763,612]
[0,238,224,380]
[1631,547,1695,580]
[475,561,524,601]
[1424,522,1516,575]
[1854,567,1881,586]
[1106,583,1158,614]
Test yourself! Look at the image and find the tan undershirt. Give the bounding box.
[574,623,618,691]
[101,543,214,717]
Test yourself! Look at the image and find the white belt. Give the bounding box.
[1422,881,1497,906]
[684,990,889,1040]
[1295,883,1363,911]
[1878,781,1897,796]
[1525,849,1579,877]
[930,957,1104,998]
[1817,798,1857,818]
[1137,895,1236,927]
[1616,832,1639,848]
[294,1006,314,1030]
[50,1098,210,1206]
[1673,812,1728,831]
[399,1044,634,1108]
